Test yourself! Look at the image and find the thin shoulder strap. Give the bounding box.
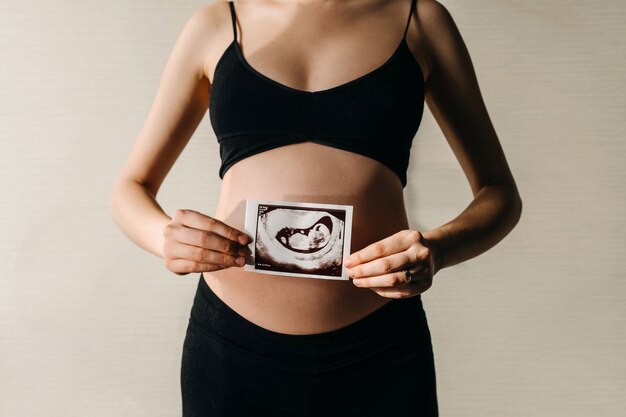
[228,1,238,40]
[402,0,417,39]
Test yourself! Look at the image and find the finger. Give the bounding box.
[352,268,429,288]
[348,251,414,279]
[345,230,418,267]
[367,285,421,299]
[166,259,226,275]
[168,242,246,267]
[176,228,249,257]
[174,209,249,244]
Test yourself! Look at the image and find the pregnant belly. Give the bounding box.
[204,142,411,335]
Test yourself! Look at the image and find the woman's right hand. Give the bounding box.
[162,209,251,275]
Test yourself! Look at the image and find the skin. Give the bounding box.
[109,0,522,334]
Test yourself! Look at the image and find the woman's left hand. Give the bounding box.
[343,230,439,299]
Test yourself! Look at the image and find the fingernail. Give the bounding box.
[236,256,245,266]
[238,248,249,256]
[238,234,249,244]
[344,259,352,267]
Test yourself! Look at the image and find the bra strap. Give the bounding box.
[228,1,238,41]
[402,0,417,39]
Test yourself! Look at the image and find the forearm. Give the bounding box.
[422,183,522,273]
[108,179,172,259]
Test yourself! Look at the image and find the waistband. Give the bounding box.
[187,273,430,373]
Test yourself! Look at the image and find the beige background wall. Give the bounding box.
[1,0,624,415]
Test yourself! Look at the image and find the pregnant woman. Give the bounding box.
[109,0,522,415]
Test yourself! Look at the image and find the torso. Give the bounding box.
[201,0,431,335]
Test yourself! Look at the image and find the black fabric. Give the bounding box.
[209,0,425,188]
[180,274,439,416]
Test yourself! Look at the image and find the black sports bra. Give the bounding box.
[209,0,425,188]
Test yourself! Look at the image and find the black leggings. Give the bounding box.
[181,273,438,417]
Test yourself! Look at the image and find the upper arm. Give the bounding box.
[114,5,219,195]
[418,0,518,196]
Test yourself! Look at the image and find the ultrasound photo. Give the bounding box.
[243,200,353,280]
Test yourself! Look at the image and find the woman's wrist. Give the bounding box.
[420,230,444,276]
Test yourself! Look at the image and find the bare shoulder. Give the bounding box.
[416,0,459,39]
[179,1,235,80]
[416,0,455,26]
[415,0,467,67]
[401,0,455,85]
[188,1,230,32]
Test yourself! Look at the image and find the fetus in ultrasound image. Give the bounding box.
[254,204,346,277]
